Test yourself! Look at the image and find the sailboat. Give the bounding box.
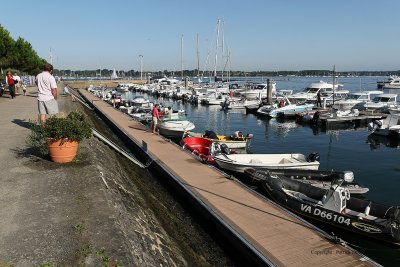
[111,69,118,80]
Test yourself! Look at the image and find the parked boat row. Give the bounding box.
[85,79,400,247]
[244,168,400,246]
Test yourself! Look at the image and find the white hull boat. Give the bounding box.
[214,153,320,173]
[383,77,400,89]
[332,90,383,111]
[240,82,277,99]
[364,93,398,111]
[131,96,150,107]
[269,103,314,118]
[288,80,348,104]
[368,114,400,137]
[257,97,314,118]
[157,114,195,137]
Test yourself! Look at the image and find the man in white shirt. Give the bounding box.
[13,72,21,95]
[35,63,58,124]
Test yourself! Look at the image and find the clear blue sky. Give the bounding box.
[2,0,399,72]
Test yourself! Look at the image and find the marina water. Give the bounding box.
[122,76,399,266]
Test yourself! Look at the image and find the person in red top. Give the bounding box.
[5,71,15,99]
[152,104,160,134]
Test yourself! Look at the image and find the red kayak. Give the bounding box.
[181,137,216,164]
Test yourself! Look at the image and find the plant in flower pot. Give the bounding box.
[28,111,92,163]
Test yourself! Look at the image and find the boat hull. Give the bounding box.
[186,131,251,149]
[245,168,369,194]
[157,121,195,137]
[214,153,320,173]
[269,104,314,118]
[181,137,215,163]
[259,172,400,246]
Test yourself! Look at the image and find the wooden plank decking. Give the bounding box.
[80,90,376,267]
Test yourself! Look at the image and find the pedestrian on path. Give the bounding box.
[5,71,15,99]
[21,80,27,96]
[13,72,21,95]
[35,63,58,125]
[152,103,160,134]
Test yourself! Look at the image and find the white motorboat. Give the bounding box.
[257,97,314,118]
[368,114,400,137]
[332,90,383,111]
[214,152,320,173]
[131,96,150,107]
[383,76,400,89]
[377,75,398,89]
[363,93,398,111]
[270,103,315,118]
[115,83,132,92]
[240,82,276,99]
[220,97,254,110]
[256,104,277,116]
[243,98,262,112]
[288,81,348,104]
[157,113,195,137]
[129,107,152,122]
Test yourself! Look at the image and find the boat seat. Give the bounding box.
[249,158,262,163]
[279,158,300,164]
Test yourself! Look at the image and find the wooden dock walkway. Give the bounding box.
[79,90,378,267]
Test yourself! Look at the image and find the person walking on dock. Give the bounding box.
[35,63,58,124]
[316,91,322,107]
[13,72,21,95]
[152,104,160,134]
[5,71,16,99]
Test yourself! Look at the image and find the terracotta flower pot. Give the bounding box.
[47,138,79,163]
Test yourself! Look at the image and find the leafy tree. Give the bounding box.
[0,24,46,75]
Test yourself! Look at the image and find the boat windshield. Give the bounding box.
[373,96,391,103]
[306,87,324,93]
[161,112,187,121]
[348,94,363,100]
[255,84,267,89]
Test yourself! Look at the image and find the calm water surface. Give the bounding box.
[124,76,400,266]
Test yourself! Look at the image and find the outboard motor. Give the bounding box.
[209,142,221,155]
[311,111,320,125]
[204,130,218,140]
[368,119,382,132]
[342,171,354,183]
[307,152,320,162]
[390,207,400,241]
[220,144,230,155]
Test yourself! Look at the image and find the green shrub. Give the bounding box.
[28,111,92,155]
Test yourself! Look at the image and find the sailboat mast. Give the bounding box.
[181,34,184,80]
[196,33,200,77]
[332,65,336,105]
[213,19,220,80]
[221,20,225,82]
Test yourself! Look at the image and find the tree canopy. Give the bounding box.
[0,24,46,75]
